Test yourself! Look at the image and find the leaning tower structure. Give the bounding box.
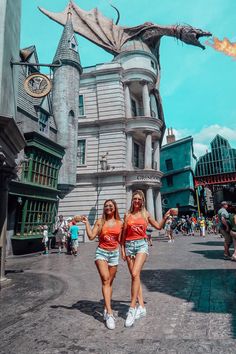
[52,6,82,197]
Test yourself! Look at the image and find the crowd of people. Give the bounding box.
[164,213,220,241]
[39,196,236,331]
[41,214,80,256]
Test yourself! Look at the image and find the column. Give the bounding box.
[153,140,160,171]
[145,132,152,169]
[126,187,133,209]
[126,132,133,169]
[155,190,163,222]
[124,82,132,118]
[141,81,151,117]
[146,187,155,216]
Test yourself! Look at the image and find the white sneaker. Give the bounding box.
[125,307,136,327]
[135,305,147,320]
[106,314,116,330]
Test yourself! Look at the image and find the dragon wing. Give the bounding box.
[39,2,211,55]
[39,2,129,55]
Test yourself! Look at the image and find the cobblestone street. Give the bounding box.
[1,234,236,354]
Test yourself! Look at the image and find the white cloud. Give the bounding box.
[194,125,236,143]
[193,142,210,158]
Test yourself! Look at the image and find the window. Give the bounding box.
[69,35,78,51]
[79,95,85,116]
[21,150,59,188]
[133,142,140,168]
[30,154,58,188]
[166,175,173,186]
[78,140,86,165]
[165,158,173,171]
[39,111,49,133]
[15,199,57,237]
[151,60,156,69]
[150,93,158,118]
[131,99,137,117]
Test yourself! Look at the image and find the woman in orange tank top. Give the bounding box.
[81,199,123,330]
[121,190,171,328]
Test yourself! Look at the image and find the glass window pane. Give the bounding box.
[78,140,86,165]
[79,95,84,116]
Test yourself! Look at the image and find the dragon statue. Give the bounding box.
[39,1,212,57]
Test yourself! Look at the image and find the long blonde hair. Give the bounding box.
[128,190,148,221]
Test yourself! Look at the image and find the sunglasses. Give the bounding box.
[104,204,115,209]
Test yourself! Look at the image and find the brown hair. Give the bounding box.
[98,199,121,234]
[128,190,148,220]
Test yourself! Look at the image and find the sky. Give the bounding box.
[21,0,236,157]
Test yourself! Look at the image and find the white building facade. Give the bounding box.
[59,40,165,240]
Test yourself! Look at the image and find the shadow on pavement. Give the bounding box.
[51,299,129,321]
[191,249,226,260]
[193,241,224,247]
[141,268,236,338]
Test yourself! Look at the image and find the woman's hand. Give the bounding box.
[121,247,126,261]
[164,209,171,220]
[81,215,88,224]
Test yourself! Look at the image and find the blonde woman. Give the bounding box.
[81,199,123,330]
[121,190,170,327]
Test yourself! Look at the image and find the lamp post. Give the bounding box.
[195,185,201,217]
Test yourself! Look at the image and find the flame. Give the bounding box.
[205,37,236,58]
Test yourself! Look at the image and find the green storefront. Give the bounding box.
[9,132,65,254]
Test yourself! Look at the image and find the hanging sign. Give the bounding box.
[24,73,52,98]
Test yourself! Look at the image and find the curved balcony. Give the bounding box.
[126,116,163,139]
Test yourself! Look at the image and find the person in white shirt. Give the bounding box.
[54,215,68,253]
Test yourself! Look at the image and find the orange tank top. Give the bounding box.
[125,214,148,241]
[98,220,122,251]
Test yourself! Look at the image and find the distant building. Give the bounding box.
[195,134,236,212]
[160,129,197,215]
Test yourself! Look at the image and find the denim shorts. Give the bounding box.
[125,238,149,258]
[71,239,78,248]
[95,247,119,266]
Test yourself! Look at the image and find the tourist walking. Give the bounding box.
[81,199,123,330]
[218,201,232,259]
[121,190,170,328]
[198,214,206,237]
[69,219,80,256]
[229,208,236,261]
[165,216,172,243]
[54,215,68,253]
[41,225,49,255]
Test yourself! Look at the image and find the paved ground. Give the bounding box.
[1,233,236,354]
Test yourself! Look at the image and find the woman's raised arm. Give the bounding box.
[148,210,171,230]
[81,216,101,240]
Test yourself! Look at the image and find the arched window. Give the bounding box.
[150,93,158,118]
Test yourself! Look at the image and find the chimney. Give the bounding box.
[166,127,176,144]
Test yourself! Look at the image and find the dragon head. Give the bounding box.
[176,25,212,49]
